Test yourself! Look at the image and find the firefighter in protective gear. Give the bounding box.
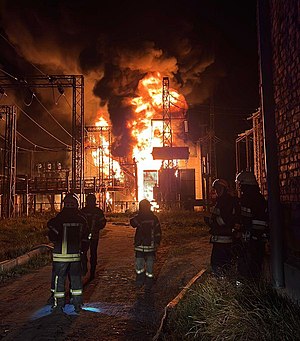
[81,193,107,281]
[206,179,239,277]
[47,192,89,313]
[130,199,162,289]
[235,171,269,281]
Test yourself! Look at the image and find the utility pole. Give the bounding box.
[209,91,217,184]
[1,105,17,218]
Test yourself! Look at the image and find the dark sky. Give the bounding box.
[0,0,259,179]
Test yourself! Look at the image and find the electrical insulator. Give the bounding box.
[184,120,189,133]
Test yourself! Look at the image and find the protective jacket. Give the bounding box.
[48,208,89,262]
[240,188,268,242]
[209,192,239,244]
[81,206,107,240]
[130,211,161,252]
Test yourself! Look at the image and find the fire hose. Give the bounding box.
[152,268,206,341]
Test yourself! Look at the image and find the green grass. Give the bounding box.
[163,275,300,341]
[0,214,53,261]
[157,210,209,242]
[0,253,52,284]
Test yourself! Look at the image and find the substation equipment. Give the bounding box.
[0,75,84,217]
[0,75,214,216]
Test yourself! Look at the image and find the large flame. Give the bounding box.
[90,117,122,180]
[91,72,187,202]
[130,72,187,200]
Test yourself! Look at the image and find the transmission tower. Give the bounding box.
[0,105,17,217]
[162,76,174,169]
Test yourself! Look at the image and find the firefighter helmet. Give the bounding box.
[139,199,152,211]
[212,178,229,189]
[235,171,258,186]
[86,193,96,205]
[63,193,79,209]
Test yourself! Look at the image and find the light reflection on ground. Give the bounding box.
[30,302,131,320]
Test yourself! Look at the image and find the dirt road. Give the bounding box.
[0,222,211,341]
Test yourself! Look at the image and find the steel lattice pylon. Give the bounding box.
[0,105,17,217]
[0,75,84,205]
[162,76,173,169]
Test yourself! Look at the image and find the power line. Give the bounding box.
[17,131,69,151]
[0,33,47,76]
[0,75,73,142]
[14,103,71,147]
[0,67,18,81]
[1,133,69,152]
[33,93,72,138]
[170,101,187,111]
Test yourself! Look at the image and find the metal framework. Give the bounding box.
[162,77,173,168]
[235,129,253,173]
[85,125,113,208]
[0,105,17,217]
[0,75,84,203]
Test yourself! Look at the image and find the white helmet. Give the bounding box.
[63,193,79,209]
[212,178,229,189]
[235,171,258,186]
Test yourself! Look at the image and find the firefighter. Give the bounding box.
[81,193,107,281]
[130,199,162,289]
[206,179,239,277]
[47,193,89,313]
[235,171,268,281]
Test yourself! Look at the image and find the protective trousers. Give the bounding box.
[89,238,99,276]
[237,240,265,280]
[135,251,155,289]
[210,243,233,277]
[52,261,83,308]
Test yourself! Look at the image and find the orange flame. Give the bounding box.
[91,72,188,202]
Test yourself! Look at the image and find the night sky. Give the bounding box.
[0,0,259,180]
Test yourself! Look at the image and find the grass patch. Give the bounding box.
[0,214,53,261]
[107,210,209,241]
[0,253,52,285]
[157,210,209,242]
[164,275,300,340]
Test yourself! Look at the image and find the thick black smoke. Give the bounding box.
[0,0,258,173]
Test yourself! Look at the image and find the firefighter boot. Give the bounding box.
[72,295,83,314]
[135,272,145,288]
[51,297,64,314]
[47,292,54,305]
[145,276,154,291]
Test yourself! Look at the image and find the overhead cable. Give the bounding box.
[0,67,18,80]
[33,93,72,138]
[0,33,47,76]
[17,131,70,151]
[170,101,187,111]
[14,103,71,148]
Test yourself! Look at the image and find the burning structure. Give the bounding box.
[83,73,203,212]
[0,72,205,216]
